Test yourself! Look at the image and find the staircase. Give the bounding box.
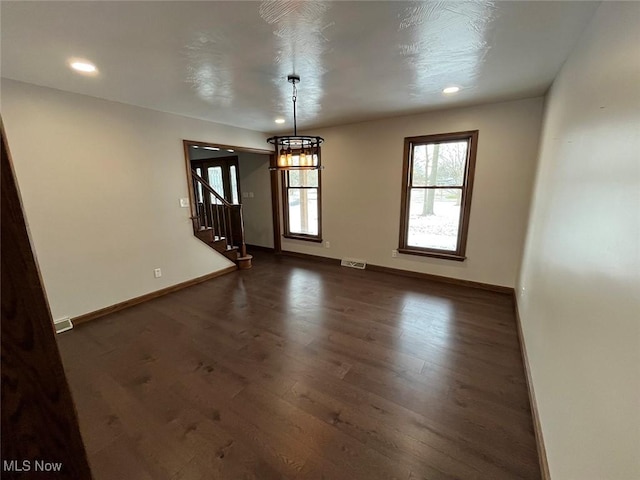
[191,169,252,269]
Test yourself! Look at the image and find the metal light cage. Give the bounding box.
[267,135,324,170]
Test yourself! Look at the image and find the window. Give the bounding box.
[282,168,322,242]
[208,166,225,204]
[399,131,478,261]
[229,165,239,204]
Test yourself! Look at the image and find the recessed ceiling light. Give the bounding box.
[202,146,220,151]
[69,60,97,74]
[275,118,285,124]
[443,86,460,94]
[227,149,234,153]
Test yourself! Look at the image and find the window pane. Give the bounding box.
[230,165,239,204]
[287,188,319,235]
[196,167,203,202]
[407,188,461,251]
[288,169,318,188]
[412,141,468,187]
[207,166,225,204]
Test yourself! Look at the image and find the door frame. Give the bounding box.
[182,140,281,253]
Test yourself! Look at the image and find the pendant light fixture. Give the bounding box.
[267,74,324,170]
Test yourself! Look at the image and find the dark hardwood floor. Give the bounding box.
[57,252,541,480]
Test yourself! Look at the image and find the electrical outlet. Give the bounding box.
[179,198,190,208]
[154,268,162,278]
[249,192,254,198]
[325,241,331,248]
[392,250,398,258]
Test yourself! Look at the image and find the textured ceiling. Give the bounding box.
[1,1,599,132]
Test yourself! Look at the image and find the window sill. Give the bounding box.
[283,234,323,244]
[397,248,466,262]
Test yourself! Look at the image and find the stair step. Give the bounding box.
[211,238,229,253]
[222,246,239,261]
[195,228,214,242]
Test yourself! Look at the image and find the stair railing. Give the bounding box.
[190,169,247,258]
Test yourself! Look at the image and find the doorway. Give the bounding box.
[183,140,280,253]
[191,155,242,246]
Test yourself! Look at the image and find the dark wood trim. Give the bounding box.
[1,119,93,478]
[398,130,479,261]
[280,171,289,240]
[397,248,466,262]
[280,250,341,265]
[246,244,275,253]
[270,161,282,253]
[366,263,513,294]
[317,149,323,240]
[283,233,324,243]
[183,139,272,157]
[73,266,237,327]
[398,136,411,250]
[183,140,199,229]
[192,155,239,164]
[513,294,551,480]
[459,131,479,256]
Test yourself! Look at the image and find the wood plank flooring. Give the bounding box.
[57,252,541,480]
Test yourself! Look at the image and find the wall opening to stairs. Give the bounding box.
[182,140,279,262]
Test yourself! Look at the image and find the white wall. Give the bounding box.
[282,97,544,288]
[1,79,268,320]
[237,152,274,248]
[517,3,640,479]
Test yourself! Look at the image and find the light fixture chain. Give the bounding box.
[292,82,298,136]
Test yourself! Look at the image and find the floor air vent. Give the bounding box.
[54,316,73,334]
[341,258,367,270]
